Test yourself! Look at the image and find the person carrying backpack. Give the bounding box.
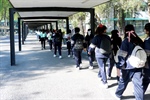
[143,23,150,93]
[107,30,122,83]
[88,24,111,88]
[71,27,86,70]
[53,30,63,59]
[113,24,145,100]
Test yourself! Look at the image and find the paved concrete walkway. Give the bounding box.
[0,34,150,100]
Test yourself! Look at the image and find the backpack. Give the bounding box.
[54,37,61,43]
[99,36,111,54]
[127,45,147,68]
[74,38,83,50]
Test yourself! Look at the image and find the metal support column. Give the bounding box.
[66,17,69,34]
[50,23,52,30]
[90,8,95,35]
[24,24,27,41]
[22,22,24,44]
[9,8,15,66]
[18,18,21,51]
[56,21,58,30]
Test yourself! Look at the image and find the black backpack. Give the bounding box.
[54,36,61,43]
[74,38,83,50]
[99,36,111,54]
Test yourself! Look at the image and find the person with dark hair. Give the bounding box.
[39,30,46,50]
[107,30,122,82]
[113,24,144,100]
[143,23,150,93]
[85,29,95,69]
[53,30,63,59]
[71,27,86,70]
[88,24,111,88]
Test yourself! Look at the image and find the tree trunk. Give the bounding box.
[4,7,7,35]
[148,2,150,22]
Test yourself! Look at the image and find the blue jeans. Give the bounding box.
[96,57,108,84]
[88,51,95,66]
[73,49,82,67]
[107,57,115,77]
[115,69,144,100]
[54,43,61,56]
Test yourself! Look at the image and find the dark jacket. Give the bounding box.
[85,34,94,47]
[144,37,150,69]
[53,33,62,44]
[71,33,86,50]
[117,37,144,69]
[112,37,122,55]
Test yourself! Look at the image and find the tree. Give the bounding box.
[94,0,145,34]
[69,12,87,35]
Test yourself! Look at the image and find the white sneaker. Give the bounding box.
[103,83,108,89]
[89,66,93,69]
[76,67,80,70]
[59,56,62,59]
[107,76,112,80]
[53,55,56,57]
[68,55,71,57]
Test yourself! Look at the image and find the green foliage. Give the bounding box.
[69,12,87,27]
[0,0,19,21]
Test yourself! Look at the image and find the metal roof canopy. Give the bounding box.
[20,16,68,29]
[9,0,109,17]
[9,0,109,66]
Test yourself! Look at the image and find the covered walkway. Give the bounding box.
[0,34,150,100]
[8,0,110,65]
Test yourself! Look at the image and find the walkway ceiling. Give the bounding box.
[9,0,109,28]
[9,0,109,18]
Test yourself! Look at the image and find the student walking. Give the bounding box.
[88,24,111,88]
[39,30,46,50]
[71,27,86,70]
[143,23,150,93]
[66,29,72,57]
[53,30,63,59]
[85,29,95,69]
[47,30,53,51]
[114,24,144,100]
[107,30,122,82]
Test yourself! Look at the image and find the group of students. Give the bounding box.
[69,23,150,100]
[38,23,150,100]
[38,29,64,58]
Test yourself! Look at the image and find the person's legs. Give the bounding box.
[54,44,57,56]
[43,40,46,49]
[78,50,82,65]
[143,68,150,93]
[107,57,115,78]
[96,57,108,84]
[50,40,53,50]
[41,39,44,49]
[132,69,144,100]
[74,50,80,67]
[115,69,131,98]
[58,43,62,56]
